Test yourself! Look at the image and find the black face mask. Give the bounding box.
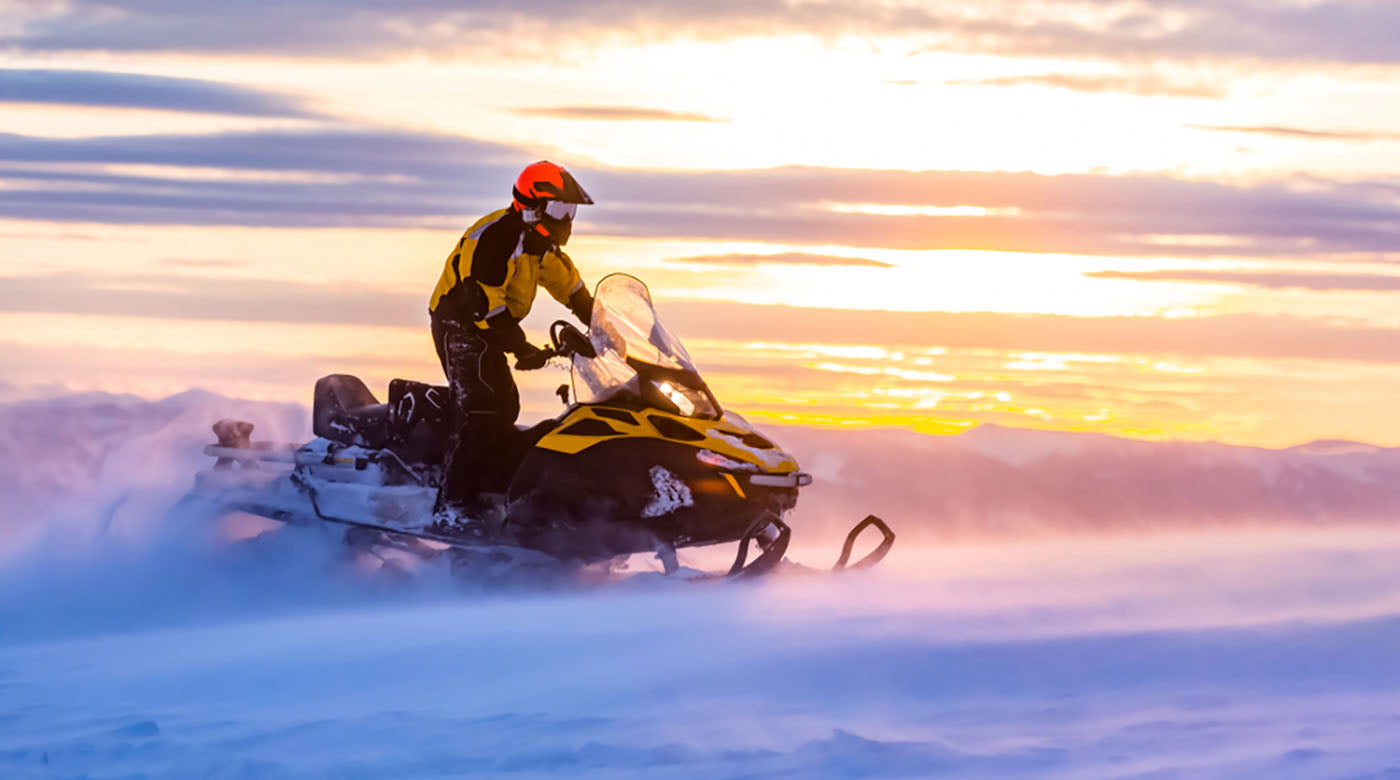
[541,215,572,246]
[522,226,553,256]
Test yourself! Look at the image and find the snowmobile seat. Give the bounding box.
[386,379,450,464]
[313,374,390,449]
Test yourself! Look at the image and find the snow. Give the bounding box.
[4,532,1400,778]
[641,465,694,518]
[3,391,1400,778]
[0,388,305,557]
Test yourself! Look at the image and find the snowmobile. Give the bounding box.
[189,274,893,579]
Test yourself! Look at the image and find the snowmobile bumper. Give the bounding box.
[748,471,813,489]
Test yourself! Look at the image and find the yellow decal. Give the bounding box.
[536,405,798,473]
[720,472,747,498]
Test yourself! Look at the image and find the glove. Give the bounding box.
[513,342,552,371]
[482,306,554,369]
[567,286,594,327]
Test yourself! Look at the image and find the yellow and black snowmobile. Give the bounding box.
[191,275,893,578]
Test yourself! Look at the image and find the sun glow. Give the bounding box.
[644,246,1222,318]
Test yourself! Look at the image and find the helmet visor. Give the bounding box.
[543,201,578,221]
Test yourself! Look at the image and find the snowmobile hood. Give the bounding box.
[536,405,799,473]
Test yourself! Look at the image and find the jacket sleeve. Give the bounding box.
[539,249,585,306]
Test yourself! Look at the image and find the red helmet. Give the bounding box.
[513,161,592,208]
[512,161,592,246]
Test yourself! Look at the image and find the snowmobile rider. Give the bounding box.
[428,161,595,520]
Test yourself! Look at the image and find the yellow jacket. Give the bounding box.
[429,208,583,326]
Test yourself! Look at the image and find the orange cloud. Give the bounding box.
[507,106,725,122]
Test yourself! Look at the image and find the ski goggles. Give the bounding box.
[542,201,578,221]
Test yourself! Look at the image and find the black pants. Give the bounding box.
[431,315,520,511]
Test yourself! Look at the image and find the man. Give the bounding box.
[428,161,595,523]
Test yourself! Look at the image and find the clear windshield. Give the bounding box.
[572,275,719,417]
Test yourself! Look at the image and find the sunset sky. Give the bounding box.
[3,1,1400,447]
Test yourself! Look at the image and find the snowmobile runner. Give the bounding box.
[189,274,894,579]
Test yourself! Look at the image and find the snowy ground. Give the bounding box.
[4,528,1400,779]
[3,393,1400,778]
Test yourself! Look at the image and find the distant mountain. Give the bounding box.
[775,423,1400,540]
[1287,439,1388,456]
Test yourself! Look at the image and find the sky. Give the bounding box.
[3,0,1400,447]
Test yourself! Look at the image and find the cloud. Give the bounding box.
[7,271,1400,365]
[1192,125,1400,142]
[4,0,1400,66]
[0,129,525,226]
[582,166,1400,257]
[922,0,1400,66]
[948,73,1227,99]
[667,252,894,268]
[1088,269,1400,292]
[587,170,1400,258]
[0,337,434,401]
[0,273,425,328]
[0,229,100,241]
[508,106,725,122]
[2,127,1400,257]
[0,68,318,117]
[0,128,520,178]
[657,299,1400,364]
[154,258,254,270]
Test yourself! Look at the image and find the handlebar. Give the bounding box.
[549,320,597,359]
[514,320,595,371]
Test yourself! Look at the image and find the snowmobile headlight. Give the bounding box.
[651,379,717,418]
[695,449,753,471]
[655,380,694,416]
